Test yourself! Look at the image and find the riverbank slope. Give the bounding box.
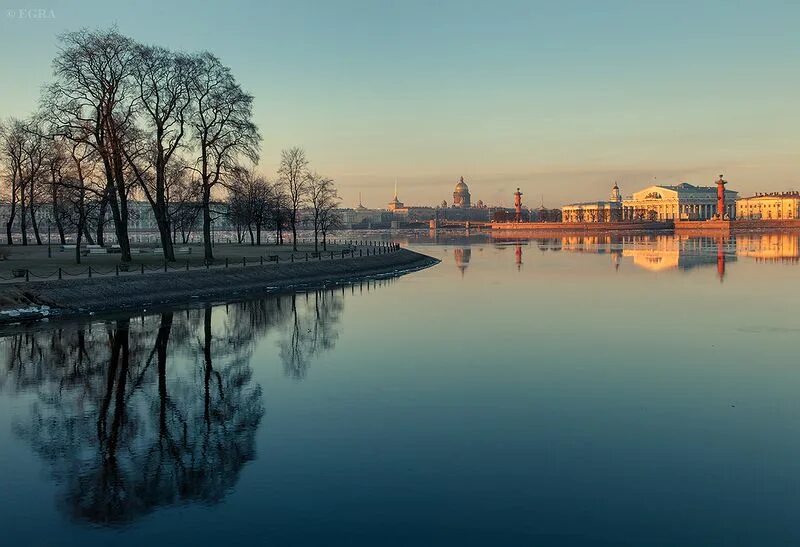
[0,248,438,322]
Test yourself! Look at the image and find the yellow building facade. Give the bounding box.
[736,192,800,220]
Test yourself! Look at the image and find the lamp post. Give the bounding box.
[47,219,51,258]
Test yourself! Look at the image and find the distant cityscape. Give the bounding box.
[339,175,800,229]
[1,175,797,237]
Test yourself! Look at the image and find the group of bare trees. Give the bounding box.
[0,27,260,262]
[226,146,342,252]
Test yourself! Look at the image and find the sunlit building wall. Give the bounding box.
[736,192,800,220]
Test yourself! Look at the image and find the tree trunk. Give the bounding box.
[202,187,213,261]
[156,216,175,261]
[30,207,42,245]
[106,183,132,262]
[5,193,16,246]
[75,218,83,265]
[51,173,66,245]
[110,143,132,262]
[291,215,298,251]
[28,179,42,245]
[20,192,28,246]
[83,224,95,246]
[96,192,108,247]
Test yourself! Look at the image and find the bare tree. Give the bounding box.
[188,52,261,261]
[0,117,48,246]
[45,137,70,244]
[59,140,105,263]
[269,185,289,245]
[307,172,338,252]
[227,168,272,246]
[319,186,342,251]
[44,28,139,262]
[22,119,50,246]
[165,161,201,244]
[125,45,194,261]
[277,147,308,251]
[0,118,25,244]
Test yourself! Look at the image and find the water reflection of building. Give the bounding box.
[453,247,471,277]
[621,236,735,277]
[551,234,735,279]
[560,235,623,255]
[736,233,800,264]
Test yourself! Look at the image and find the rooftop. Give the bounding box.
[740,191,800,200]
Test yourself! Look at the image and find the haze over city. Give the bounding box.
[2,0,798,207]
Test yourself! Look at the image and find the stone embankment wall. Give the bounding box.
[0,249,438,320]
[491,221,673,232]
[675,219,800,232]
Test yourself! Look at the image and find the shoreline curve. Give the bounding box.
[0,248,439,324]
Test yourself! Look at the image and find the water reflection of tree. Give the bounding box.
[280,289,344,379]
[0,288,349,524]
[1,307,263,526]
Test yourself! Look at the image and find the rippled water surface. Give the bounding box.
[1,232,799,546]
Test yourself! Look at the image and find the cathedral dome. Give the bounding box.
[452,176,472,208]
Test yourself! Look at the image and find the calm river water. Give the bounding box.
[1,231,799,546]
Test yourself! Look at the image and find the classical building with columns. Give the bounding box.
[562,183,623,223]
[621,182,737,221]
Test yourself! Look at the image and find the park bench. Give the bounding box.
[268,255,280,262]
[151,248,164,255]
[11,268,26,278]
[176,247,192,255]
[80,245,105,256]
[60,244,78,252]
[107,245,122,254]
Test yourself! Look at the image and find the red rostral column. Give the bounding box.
[715,174,727,219]
[514,188,523,222]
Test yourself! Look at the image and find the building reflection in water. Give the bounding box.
[0,288,348,526]
[736,233,800,264]
[620,236,736,281]
[453,247,471,277]
[493,232,800,280]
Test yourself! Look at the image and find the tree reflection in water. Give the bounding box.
[0,287,354,526]
[1,306,263,525]
[280,289,344,379]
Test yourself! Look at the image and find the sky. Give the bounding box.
[1,0,798,208]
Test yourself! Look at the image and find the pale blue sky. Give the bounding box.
[1,0,798,207]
